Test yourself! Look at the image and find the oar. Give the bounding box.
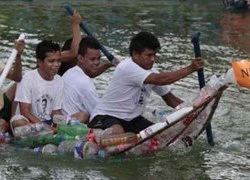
[64,5,115,63]
[0,34,25,89]
[191,32,214,146]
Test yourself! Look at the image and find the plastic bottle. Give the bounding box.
[139,122,167,139]
[90,128,113,144]
[4,132,11,143]
[57,139,82,155]
[100,132,140,147]
[222,68,237,86]
[52,114,67,125]
[34,144,58,155]
[0,132,5,143]
[14,123,43,137]
[14,125,33,137]
[17,133,79,148]
[74,141,99,159]
[169,136,193,152]
[98,143,134,159]
[57,124,89,137]
[67,119,81,126]
[152,109,165,120]
[192,75,223,107]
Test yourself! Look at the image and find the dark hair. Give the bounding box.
[36,40,60,61]
[61,38,72,51]
[78,36,101,56]
[129,32,161,56]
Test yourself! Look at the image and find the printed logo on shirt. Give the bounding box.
[35,94,53,121]
[135,87,146,105]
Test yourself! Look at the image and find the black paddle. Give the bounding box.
[191,32,214,146]
[64,5,115,63]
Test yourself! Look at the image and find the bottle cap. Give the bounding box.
[35,123,45,131]
[74,140,85,159]
[98,149,107,159]
[34,147,43,154]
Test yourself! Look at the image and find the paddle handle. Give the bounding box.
[191,32,214,146]
[0,34,25,89]
[64,5,115,63]
[191,32,205,88]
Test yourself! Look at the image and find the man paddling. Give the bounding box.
[88,31,204,135]
[61,36,118,124]
[9,10,83,134]
[0,39,25,133]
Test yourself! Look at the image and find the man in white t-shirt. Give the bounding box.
[12,40,64,132]
[62,36,116,123]
[89,31,204,134]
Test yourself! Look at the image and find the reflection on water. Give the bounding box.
[0,0,250,179]
[220,11,250,54]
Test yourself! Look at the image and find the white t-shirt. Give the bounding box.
[62,66,99,116]
[15,69,64,122]
[90,58,170,122]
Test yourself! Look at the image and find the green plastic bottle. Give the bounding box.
[16,134,78,148]
[57,124,89,137]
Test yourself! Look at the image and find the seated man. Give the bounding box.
[11,40,63,134]
[0,39,25,133]
[61,36,117,124]
[10,10,82,135]
[88,31,204,135]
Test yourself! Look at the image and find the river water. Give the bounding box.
[0,0,250,179]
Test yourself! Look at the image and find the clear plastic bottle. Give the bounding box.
[222,68,237,86]
[67,119,81,126]
[98,143,134,158]
[34,144,58,155]
[52,114,67,125]
[193,74,223,107]
[57,139,82,155]
[152,109,165,119]
[74,141,99,159]
[168,136,193,152]
[4,132,11,143]
[14,125,33,137]
[0,132,5,143]
[91,128,113,145]
[14,123,53,138]
[139,122,167,139]
[100,132,140,147]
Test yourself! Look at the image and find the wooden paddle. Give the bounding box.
[191,32,214,146]
[0,34,25,89]
[64,5,115,64]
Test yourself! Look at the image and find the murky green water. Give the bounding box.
[0,0,250,179]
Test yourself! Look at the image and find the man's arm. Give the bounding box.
[91,58,120,77]
[92,62,113,77]
[161,92,183,109]
[7,40,25,82]
[19,102,42,124]
[61,10,82,62]
[145,58,204,85]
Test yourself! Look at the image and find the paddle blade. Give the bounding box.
[0,34,25,88]
[63,4,115,63]
[64,5,74,16]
